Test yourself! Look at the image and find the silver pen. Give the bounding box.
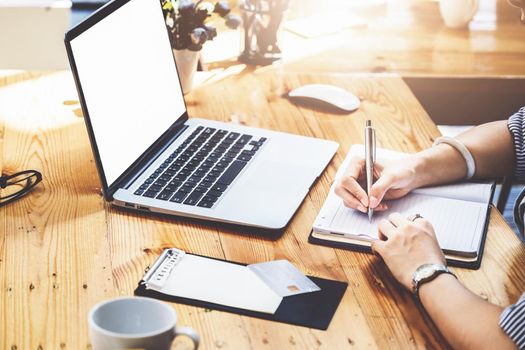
[364,120,376,222]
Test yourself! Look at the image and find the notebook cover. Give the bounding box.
[308,204,493,270]
[134,256,347,330]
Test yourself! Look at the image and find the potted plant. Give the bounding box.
[161,0,241,93]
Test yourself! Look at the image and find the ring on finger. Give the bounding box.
[407,213,423,222]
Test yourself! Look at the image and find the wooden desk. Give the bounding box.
[1,69,525,349]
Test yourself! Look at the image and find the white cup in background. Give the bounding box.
[439,0,479,28]
[88,297,200,350]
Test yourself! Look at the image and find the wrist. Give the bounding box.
[418,272,458,306]
[411,262,454,297]
[411,144,467,188]
[408,154,433,189]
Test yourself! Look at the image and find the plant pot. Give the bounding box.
[173,49,200,94]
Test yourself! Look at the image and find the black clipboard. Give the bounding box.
[134,252,347,330]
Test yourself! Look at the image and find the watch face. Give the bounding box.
[417,264,438,280]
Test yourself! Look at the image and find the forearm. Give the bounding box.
[419,274,515,349]
[457,120,515,178]
[409,120,515,189]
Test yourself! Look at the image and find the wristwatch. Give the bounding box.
[412,263,456,298]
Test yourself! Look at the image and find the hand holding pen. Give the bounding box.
[334,122,418,215]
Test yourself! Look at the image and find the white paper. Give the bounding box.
[152,255,282,314]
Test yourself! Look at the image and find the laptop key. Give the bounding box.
[211,184,227,192]
[204,176,218,183]
[178,187,191,193]
[174,174,188,182]
[200,181,213,188]
[197,201,214,208]
[149,184,162,192]
[164,185,179,192]
[237,134,252,145]
[227,132,240,140]
[216,160,246,185]
[201,195,219,203]
[208,170,222,178]
[241,150,255,157]
[157,191,173,201]
[184,191,204,205]
[194,186,207,193]
[206,189,223,198]
[183,182,197,189]
[168,180,183,188]
[143,190,157,198]
[237,154,252,162]
[134,189,144,196]
[189,173,203,181]
[170,191,188,203]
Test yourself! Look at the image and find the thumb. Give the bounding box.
[371,239,386,258]
[369,174,396,208]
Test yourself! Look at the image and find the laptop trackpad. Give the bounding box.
[242,160,312,191]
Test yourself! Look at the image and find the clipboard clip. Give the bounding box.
[142,248,185,289]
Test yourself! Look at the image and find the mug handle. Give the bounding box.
[173,326,200,349]
[465,0,479,22]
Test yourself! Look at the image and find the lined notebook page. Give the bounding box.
[315,193,487,254]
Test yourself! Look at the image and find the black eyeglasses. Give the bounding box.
[0,170,42,207]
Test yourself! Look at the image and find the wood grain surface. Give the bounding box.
[1,69,525,350]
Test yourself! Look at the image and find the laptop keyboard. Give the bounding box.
[133,126,266,208]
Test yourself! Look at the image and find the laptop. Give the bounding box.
[64,0,338,233]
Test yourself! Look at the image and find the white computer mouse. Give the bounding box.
[288,84,360,112]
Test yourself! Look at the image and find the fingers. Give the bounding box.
[344,158,369,207]
[387,212,405,227]
[377,218,396,240]
[335,157,369,211]
[369,173,397,208]
[335,185,367,213]
[371,239,386,257]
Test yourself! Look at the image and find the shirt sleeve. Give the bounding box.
[500,293,525,349]
[508,107,525,180]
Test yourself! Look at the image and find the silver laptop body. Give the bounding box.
[65,0,338,232]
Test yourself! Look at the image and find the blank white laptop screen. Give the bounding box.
[70,0,186,187]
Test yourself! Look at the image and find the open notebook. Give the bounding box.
[309,145,494,269]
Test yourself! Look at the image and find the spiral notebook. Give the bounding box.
[309,145,494,269]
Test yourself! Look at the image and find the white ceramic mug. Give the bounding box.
[88,297,200,350]
[439,0,479,28]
